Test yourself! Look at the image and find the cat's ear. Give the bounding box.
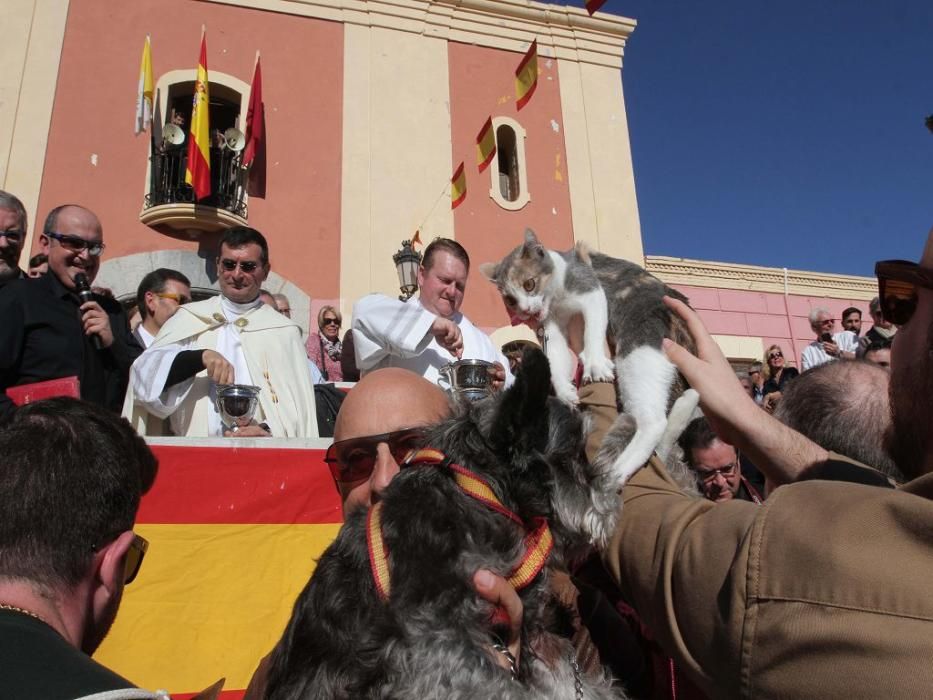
[478,262,499,282]
[520,228,545,259]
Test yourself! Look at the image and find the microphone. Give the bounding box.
[74,273,102,350]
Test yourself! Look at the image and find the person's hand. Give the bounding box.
[202,350,235,385]
[821,340,840,357]
[473,569,522,673]
[489,362,507,391]
[763,391,782,413]
[431,317,463,359]
[224,421,271,438]
[80,301,114,348]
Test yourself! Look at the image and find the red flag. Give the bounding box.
[185,32,211,201]
[243,54,266,198]
[451,162,466,209]
[585,0,607,15]
[476,117,496,173]
[515,40,538,111]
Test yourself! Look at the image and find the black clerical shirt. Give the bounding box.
[0,273,142,422]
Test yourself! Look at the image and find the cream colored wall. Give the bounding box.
[338,24,455,321]
[559,58,643,264]
[0,0,70,263]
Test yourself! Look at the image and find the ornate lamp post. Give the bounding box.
[393,239,423,301]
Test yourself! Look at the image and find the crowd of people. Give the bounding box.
[0,184,930,698]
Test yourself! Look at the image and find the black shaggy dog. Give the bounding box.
[265,350,628,700]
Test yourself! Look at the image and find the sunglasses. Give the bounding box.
[156,292,191,304]
[46,232,105,257]
[324,428,428,485]
[220,258,260,273]
[697,461,737,484]
[768,352,783,360]
[322,317,340,326]
[1,230,24,244]
[124,533,149,584]
[876,259,933,327]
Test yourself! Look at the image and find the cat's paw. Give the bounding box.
[582,354,616,383]
[553,380,580,406]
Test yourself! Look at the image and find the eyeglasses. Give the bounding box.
[156,292,191,304]
[46,232,105,257]
[817,318,836,326]
[324,428,428,485]
[749,369,761,375]
[696,461,737,484]
[124,533,149,584]
[322,317,340,327]
[220,258,260,273]
[0,230,24,244]
[876,259,933,327]
[768,351,783,360]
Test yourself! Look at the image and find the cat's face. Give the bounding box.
[481,230,554,324]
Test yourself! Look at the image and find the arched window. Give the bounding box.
[489,117,530,211]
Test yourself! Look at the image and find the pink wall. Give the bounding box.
[447,41,575,328]
[671,284,876,366]
[37,0,343,304]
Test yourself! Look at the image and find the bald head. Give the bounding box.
[40,204,103,289]
[336,368,450,443]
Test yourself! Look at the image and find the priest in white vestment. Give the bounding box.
[124,227,317,438]
[352,238,511,387]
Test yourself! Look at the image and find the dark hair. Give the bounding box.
[869,296,882,314]
[773,360,903,482]
[677,417,720,467]
[220,226,269,265]
[0,398,158,590]
[842,307,861,320]
[135,268,191,320]
[422,237,470,273]
[864,339,892,354]
[0,190,27,232]
[28,253,47,268]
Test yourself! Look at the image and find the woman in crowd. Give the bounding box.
[306,306,343,382]
[761,344,798,412]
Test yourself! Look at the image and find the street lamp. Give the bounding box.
[393,239,422,301]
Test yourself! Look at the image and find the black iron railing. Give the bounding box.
[145,145,248,219]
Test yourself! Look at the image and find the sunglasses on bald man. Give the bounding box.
[875,259,933,327]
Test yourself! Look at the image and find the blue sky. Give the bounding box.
[602,0,932,276]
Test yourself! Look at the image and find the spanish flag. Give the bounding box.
[476,117,496,173]
[185,31,211,201]
[451,162,467,209]
[585,0,607,15]
[515,39,538,111]
[134,35,154,135]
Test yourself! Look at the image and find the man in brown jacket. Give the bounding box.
[602,228,933,698]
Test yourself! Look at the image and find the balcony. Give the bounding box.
[140,144,249,236]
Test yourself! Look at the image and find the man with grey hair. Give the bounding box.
[773,358,903,483]
[800,306,857,371]
[0,190,28,289]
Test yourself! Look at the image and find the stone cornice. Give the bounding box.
[645,255,878,300]
[208,0,634,68]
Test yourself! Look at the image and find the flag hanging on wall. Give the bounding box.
[243,54,266,198]
[185,31,211,201]
[585,0,607,15]
[134,35,154,134]
[451,162,467,209]
[515,39,538,110]
[476,117,496,173]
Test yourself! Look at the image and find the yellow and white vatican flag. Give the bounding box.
[135,35,154,134]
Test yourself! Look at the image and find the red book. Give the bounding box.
[6,376,81,406]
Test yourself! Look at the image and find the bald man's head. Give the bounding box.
[333,369,452,513]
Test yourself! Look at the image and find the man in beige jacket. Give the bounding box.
[602,227,933,698]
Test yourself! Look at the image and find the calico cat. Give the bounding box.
[480,229,696,486]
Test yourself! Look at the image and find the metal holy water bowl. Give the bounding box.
[437,359,495,402]
[216,384,261,431]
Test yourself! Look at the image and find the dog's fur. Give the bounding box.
[264,350,629,700]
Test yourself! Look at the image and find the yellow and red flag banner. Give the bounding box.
[451,162,467,209]
[185,32,211,201]
[476,116,496,173]
[243,53,266,198]
[515,39,538,110]
[135,35,154,135]
[585,0,607,15]
[412,229,422,249]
